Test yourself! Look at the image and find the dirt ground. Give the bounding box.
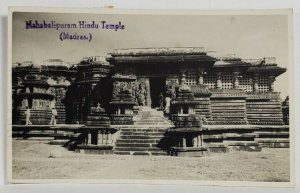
[12,139,290,182]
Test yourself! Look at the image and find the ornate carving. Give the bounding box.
[112,80,139,99]
[252,73,259,92]
[136,83,147,106]
[216,72,222,89]
[197,67,205,85]
[179,84,191,92]
[233,71,240,89]
[112,81,121,98]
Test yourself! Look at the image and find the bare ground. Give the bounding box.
[12,139,290,182]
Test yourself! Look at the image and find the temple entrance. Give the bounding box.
[149,77,166,108]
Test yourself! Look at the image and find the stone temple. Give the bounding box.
[12,47,289,156]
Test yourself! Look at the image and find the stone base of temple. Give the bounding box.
[203,125,289,152]
[48,139,70,145]
[169,147,208,157]
[15,108,52,125]
[254,125,289,148]
[12,123,290,156]
[12,124,84,139]
[227,144,262,152]
[75,144,114,155]
[207,146,229,153]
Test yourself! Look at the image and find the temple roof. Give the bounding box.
[108,47,217,65]
[42,59,70,67]
[109,47,207,56]
[246,65,286,76]
[80,56,110,66]
[214,57,252,68]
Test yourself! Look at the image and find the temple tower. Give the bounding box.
[12,62,54,125]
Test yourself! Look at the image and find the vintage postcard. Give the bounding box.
[7,7,294,186]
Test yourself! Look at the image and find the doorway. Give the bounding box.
[149,77,166,108]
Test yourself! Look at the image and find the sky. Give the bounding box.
[12,12,290,98]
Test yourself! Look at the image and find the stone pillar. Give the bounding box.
[197,67,205,85]
[137,78,151,107]
[180,69,187,85]
[101,130,104,144]
[269,75,275,92]
[105,131,109,145]
[87,132,92,145]
[197,135,201,147]
[188,106,194,114]
[253,73,259,92]
[179,106,183,114]
[98,132,102,145]
[182,136,186,148]
[193,136,198,147]
[216,72,222,89]
[233,71,240,89]
[108,132,113,144]
[200,133,203,147]
[145,79,151,107]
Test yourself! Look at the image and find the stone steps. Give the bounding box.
[114,108,170,156]
[114,147,163,152]
[119,128,167,132]
[255,138,289,143]
[256,131,289,137]
[223,141,259,146]
[115,143,159,148]
[117,139,160,143]
[120,132,165,136]
[135,122,171,125]
[114,151,167,156]
[119,135,164,140]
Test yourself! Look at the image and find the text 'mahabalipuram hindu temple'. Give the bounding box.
[12,47,289,156]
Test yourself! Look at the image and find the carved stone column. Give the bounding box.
[137,77,151,107]
[197,67,205,85]
[216,72,222,89]
[98,132,102,145]
[145,79,151,107]
[193,136,198,147]
[233,71,240,89]
[101,130,104,144]
[197,135,201,147]
[180,69,187,85]
[105,131,109,145]
[108,132,113,144]
[269,75,276,92]
[253,73,259,92]
[182,136,186,148]
[87,132,92,145]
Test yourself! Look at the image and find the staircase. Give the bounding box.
[114,107,173,156]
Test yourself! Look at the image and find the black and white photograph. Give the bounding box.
[8,8,293,186]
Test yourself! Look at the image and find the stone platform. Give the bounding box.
[170,147,208,157]
[12,124,84,139]
[202,125,289,151]
[12,122,290,155]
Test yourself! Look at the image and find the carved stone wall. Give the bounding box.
[246,92,284,125]
[209,89,247,125]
